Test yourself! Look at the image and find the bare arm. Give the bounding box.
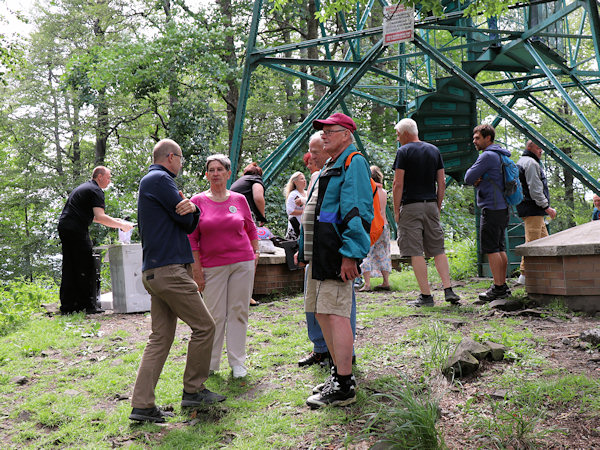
[93,208,133,231]
[436,168,446,211]
[392,169,405,222]
[252,183,266,217]
[379,188,388,224]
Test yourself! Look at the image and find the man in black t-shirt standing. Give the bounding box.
[392,118,460,307]
[57,166,133,314]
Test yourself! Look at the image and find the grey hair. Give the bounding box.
[394,118,419,136]
[205,154,231,171]
[309,131,323,144]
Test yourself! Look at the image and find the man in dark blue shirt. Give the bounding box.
[392,118,460,307]
[130,139,225,424]
[57,166,133,314]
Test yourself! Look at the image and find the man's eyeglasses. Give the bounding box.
[172,153,185,163]
[321,129,347,136]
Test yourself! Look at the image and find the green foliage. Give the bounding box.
[446,236,478,280]
[362,377,444,449]
[0,278,56,336]
[469,399,552,449]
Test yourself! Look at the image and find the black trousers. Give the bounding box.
[58,229,98,313]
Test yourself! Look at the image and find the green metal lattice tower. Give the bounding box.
[230,0,600,276]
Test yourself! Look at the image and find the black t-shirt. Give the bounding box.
[392,141,444,203]
[58,180,105,235]
[230,174,267,223]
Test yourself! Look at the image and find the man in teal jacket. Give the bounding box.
[298,113,373,409]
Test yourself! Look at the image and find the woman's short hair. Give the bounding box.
[303,152,311,167]
[284,171,305,197]
[243,162,263,176]
[206,154,231,171]
[370,165,383,184]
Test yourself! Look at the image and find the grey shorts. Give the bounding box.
[304,264,353,318]
[397,201,445,258]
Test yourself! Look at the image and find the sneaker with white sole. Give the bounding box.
[306,374,356,409]
[232,365,248,378]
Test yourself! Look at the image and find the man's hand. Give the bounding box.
[117,219,134,232]
[175,191,197,215]
[473,177,482,187]
[340,257,359,282]
[193,270,205,293]
[546,207,557,219]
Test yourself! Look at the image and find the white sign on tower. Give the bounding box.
[383,4,415,45]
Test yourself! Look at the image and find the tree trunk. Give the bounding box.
[48,66,64,176]
[217,0,239,151]
[93,17,108,165]
[563,146,576,227]
[306,1,326,100]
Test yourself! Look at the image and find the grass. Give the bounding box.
[0,271,599,448]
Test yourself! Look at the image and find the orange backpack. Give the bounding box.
[344,152,385,246]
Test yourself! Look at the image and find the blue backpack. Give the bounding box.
[490,151,523,206]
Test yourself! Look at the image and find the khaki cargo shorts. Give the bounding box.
[304,263,353,318]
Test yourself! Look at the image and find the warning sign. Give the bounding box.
[383,4,415,45]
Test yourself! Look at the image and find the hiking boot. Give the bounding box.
[298,351,330,367]
[407,294,434,307]
[306,374,356,409]
[129,406,174,423]
[181,388,226,407]
[444,288,460,305]
[478,284,510,302]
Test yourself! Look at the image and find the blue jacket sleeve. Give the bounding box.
[464,153,488,185]
[339,155,373,259]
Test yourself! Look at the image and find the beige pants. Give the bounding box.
[203,260,255,370]
[132,264,215,409]
[520,216,549,274]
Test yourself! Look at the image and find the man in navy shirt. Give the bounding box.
[130,139,225,424]
[57,166,133,314]
[464,124,511,301]
[392,118,460,307]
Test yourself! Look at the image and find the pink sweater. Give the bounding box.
[188,191,258,268]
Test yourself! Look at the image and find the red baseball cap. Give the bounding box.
[313,113,357,133]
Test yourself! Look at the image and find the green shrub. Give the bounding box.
[446,237,477,280]
[0,278,57,336]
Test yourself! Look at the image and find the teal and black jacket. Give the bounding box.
[299,144,374,281]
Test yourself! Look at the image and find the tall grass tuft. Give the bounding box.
[362,379,444,449]
[406,321,457,377]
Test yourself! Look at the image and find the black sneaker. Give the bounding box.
[312,366,336,394]
[298,351,330,367]
[478,284,510,302]
[129,406,174,423]
[407,294,434,307]
[444,288,460,304]
[181,388,226,408]
[306,374,356,409]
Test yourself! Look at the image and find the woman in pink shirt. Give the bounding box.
[188,154,259,379]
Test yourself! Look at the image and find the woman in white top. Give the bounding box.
[284,171,307,240]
